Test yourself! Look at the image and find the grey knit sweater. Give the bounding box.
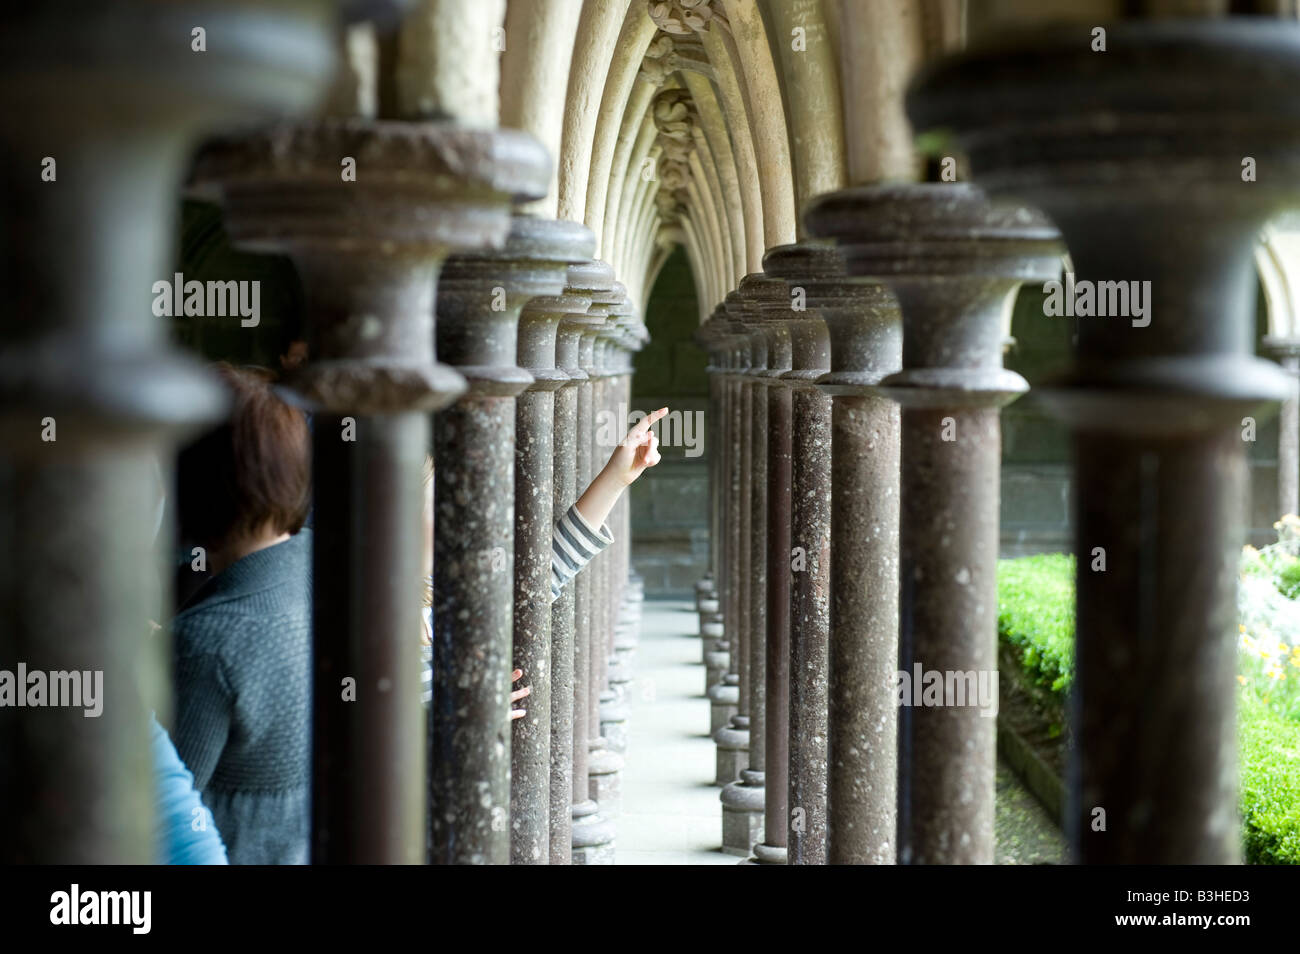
[169,530,312,865]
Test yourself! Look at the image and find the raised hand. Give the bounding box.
[608,406,667,487]
[510,668,530,721]
[573,407,669,530]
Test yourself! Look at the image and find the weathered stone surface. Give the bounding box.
[910,19,1300,863]
[762,242,835,865]
[433,206,573,866]
[510,221,596,866]
[831,183,1061,865]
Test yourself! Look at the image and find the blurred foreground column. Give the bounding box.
[0,0,333,863]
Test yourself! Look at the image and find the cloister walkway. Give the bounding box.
[617,599,1065,865]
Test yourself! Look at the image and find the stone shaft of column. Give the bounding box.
[763,242,838,865]
[747,335,770,779]
[754,275,797,864]
[587,313,626,820]
[199,120,547,863]
[802,203,905,864]
[712,311,750,785]
[841,185,1061,863]
[432,209,568,866]
[720,281,772,857]
[566,261,618,863]
[728,324,748,712]
[699,312,734,684]
[550,267,598,863]
[908,20,1300,862]
[589,336,611,738]
[510,222,596,866]
[0,0,332,865]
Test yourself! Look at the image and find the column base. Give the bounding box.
[599,695,630,754]
[700,614,724,662]
[704,647,729,691]
[588,741,624,818]
[746,842,788,865]
[706,681,739,735]
[694,576,716,613]
[720,770,765,857]
[572,799,616,865]
[712,717,748,786]
[607,652,633,689]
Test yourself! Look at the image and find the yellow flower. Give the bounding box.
[1239,624,1246,634]
[1237,674,1249,685]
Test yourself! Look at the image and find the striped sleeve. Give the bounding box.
[420,607,433,707]
[550,503,614,603]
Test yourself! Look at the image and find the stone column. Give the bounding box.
[549,265,596,864]
[835,185,1060,864]
[604,303,643,751]
[588,303,626,820]
[720,280,771,856]
[696,310,729,680]
[0,1,332,863]
[711,307,748,781]
[747,276,796,865]
[510,221,597,865]
[802,200,905,865]
[1265,338,1300,518]
[763,243,836,865]
[432,209,572,865]
[568,261,619,865]
[909,19,1300,862]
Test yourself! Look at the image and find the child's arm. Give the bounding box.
[574,406,667,528]
[550,407,668,603]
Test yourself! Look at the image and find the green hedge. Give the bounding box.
[996,552,1300,865]
[996,554,1075,697]
[1238,691,1300,864]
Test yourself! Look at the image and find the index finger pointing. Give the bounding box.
[628,406,668,442]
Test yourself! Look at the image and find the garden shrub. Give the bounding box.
[996,520,1300,865]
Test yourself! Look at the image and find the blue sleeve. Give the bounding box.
[151,716,229,865]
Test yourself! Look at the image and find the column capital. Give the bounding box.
[814,183,1059,409]
[557,260,614,384]
[194,121,552,412]
[740,273,793,379]
[908,19,1300,436]
[1264,336,1300,362]
[648,0,728,37]
[761,243,837,386]
[725,284,768,376]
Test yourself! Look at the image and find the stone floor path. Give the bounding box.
[615,598,1065,865]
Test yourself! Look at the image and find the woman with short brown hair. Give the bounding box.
[169,363,313,865]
